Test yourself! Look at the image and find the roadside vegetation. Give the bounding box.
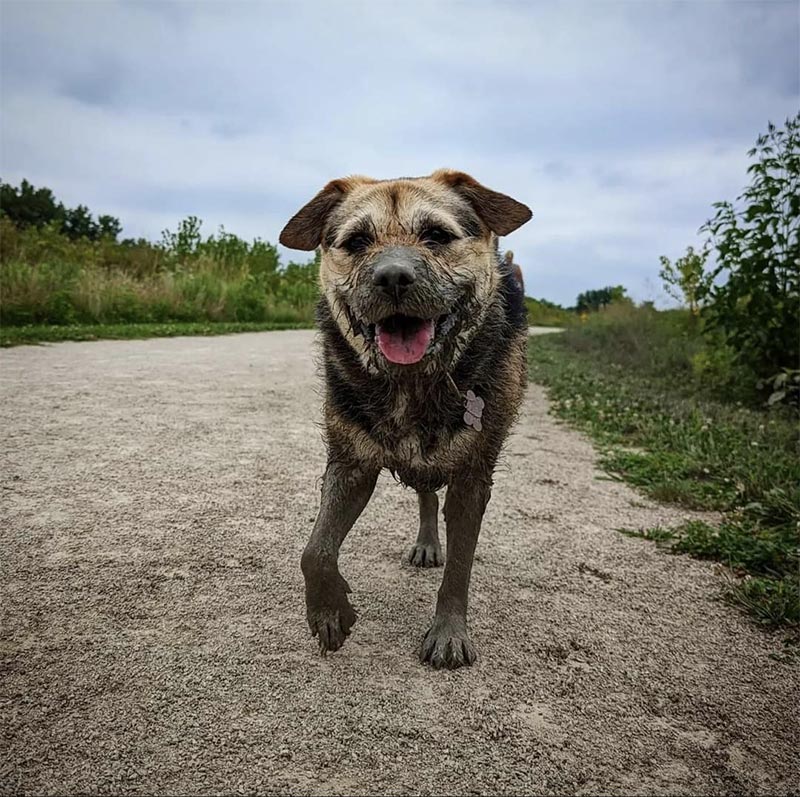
[531,115,799,630]
[529,319,798,628]
[0,208,320,333]
[0,182,572,339]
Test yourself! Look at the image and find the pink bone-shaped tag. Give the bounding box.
[463,389,485,432]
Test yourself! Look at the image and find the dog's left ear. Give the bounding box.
[280,177,370,250]
[433,170,532,236]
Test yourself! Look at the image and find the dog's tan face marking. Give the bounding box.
[280,170,531,371]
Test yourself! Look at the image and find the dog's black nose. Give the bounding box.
[372,260,416,297]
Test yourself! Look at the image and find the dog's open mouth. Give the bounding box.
[374,315,433,364]
[354,312,458,365]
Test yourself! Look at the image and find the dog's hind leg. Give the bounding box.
[405,491,444,567]
[301,457,379,655]
[420,476,491,669]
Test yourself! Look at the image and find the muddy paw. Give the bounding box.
[305,570,357,655]
[307,601,357,655]
[405,542,445,568]
[420,616,477,669]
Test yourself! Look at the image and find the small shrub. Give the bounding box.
[659,246,708,316]
[700,113,800,384]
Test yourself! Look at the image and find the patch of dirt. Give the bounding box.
[1,330,797,795]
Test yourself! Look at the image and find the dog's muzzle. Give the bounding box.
[342,246,462,367]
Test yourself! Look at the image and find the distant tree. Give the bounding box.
[576,290,593,313]
[0,179,121,241]
[659,246,707,315]
[608,285,628,303]
[61,204,98,240]
[576,285,628,313]
[97,214,123,240]
[0,178,64,228]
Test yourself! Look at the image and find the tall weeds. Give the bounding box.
[0,217,319,326]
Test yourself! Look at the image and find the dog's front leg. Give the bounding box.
[301,457,379,655]
[420,475,491,669]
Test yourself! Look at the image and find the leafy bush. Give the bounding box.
[658,246,707,316]
[700,114,799,382]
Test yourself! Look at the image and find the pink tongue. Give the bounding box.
[376,319,434,364]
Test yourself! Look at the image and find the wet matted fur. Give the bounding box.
[280,169,532,668]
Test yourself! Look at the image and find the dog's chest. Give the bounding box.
[371,388,472,475]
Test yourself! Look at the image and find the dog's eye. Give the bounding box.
[421,227,457,247]
[342,233,373,255]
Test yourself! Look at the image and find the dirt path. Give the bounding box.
[1,330,797,796]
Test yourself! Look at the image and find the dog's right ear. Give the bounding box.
[279,177,369,251]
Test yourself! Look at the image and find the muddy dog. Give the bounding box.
[279,170,532,669]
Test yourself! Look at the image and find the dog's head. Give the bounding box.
[280,170,531,373]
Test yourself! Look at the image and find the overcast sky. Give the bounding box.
[1,0,798,306]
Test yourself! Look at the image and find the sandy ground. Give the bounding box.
[527,326,564,335]
[1,329,797,797]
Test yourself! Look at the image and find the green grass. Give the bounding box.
[0,320,313,347]
[529,332,799,629]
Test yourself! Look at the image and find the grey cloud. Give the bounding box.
[541,162,574,181]
[60,57,125,107]
[1,0,797,306]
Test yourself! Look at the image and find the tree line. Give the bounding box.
[0,179,123,242]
